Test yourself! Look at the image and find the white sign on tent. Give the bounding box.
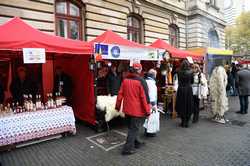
[23,48,46,64]
[94,43,164,61]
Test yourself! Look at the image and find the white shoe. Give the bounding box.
[216,118,226,124]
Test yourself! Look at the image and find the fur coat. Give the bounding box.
[96,95,125,122]
[209,66,228,116]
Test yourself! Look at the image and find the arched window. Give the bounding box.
[55,0,83,40]
[208,29,220,48]
[169,24,179,48]
[127,14,144,43]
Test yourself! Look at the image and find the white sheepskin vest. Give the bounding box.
[209,66,228,116]
[96,95,125,122]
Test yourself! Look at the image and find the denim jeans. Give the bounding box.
[239,96,249,113]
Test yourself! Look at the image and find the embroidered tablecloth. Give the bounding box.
[0,106,76,146]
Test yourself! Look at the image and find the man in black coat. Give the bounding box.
[10,67,38,104]
[236,65,250,114]
[54,67,72,105]
[106,65,121,96]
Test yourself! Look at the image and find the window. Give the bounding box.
[55,0,83,40]
[208,29,220,48]
[210,0,216,7]
[127,14,144,43]
[169,24,179,48]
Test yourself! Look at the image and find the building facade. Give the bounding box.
[224,0,248,26]
[0,0,226,49]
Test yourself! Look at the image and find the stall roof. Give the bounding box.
[188,47,233,56]
[150,39,202,60]
[90,30,151,48]
[0,17,93,55]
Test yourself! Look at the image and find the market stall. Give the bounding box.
[0,17,94,146]
[89,30,161,95]
[89,30,161,128]
[150,39,203,118]
[188,47,233,76]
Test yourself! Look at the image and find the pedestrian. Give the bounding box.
[225,65,234,96]
[231,63,238,96]
[10,67,38,104]
[115,63,150,155]
[235,64,250,114]
[209,66,228,124]
[106,65,122,96]
[192,64,208,123]
[144,69,159,137]
[176,60,194,128]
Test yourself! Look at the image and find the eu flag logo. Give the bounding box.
[95,44,109,55]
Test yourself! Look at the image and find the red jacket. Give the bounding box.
[115,73,150,117]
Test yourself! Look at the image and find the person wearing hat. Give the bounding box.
[10,66,38,104]
[115,63,150,155]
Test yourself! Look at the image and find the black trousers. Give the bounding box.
[181,116,191,127]
[193,96,200,122]
[239,95,249,113]
[123,116,144,152]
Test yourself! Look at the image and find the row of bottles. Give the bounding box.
[46,92,64,109]
[0,103,13,114]
[0,92,65,116]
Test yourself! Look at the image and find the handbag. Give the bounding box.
[143,109,160,133]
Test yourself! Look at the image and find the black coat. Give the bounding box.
[236,68,250,96]
[176,69,194,119]
[106,71,121,96]
[0,81,4,104]
[54,73,72,100]
[10,78,38,104]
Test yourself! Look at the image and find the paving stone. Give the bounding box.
[0,97,250,166]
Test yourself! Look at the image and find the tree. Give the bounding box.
[225,11,250,55]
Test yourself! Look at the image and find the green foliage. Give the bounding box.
[225,11,250,55]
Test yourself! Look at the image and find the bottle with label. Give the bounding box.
[47,93,52,109]
[51,93,56,108]
[30,94,34,111]
[35,94,41,110]
[46,93,50,108]
[12,103,16,114]
[7,103,12,113]
[55,92,60,107]
[0,104,3,112]
[23,94,27,111]
[16,102,19,113]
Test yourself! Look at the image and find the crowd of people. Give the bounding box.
[0,59,249,156]
[113,59,250,155]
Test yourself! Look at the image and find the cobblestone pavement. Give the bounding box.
[1,97,250,166]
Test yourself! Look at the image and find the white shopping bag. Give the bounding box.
[143,110,160,133]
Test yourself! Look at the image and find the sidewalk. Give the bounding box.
[0,97,250,166]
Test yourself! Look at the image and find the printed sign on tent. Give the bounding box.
[186,56,194,64]
[94,43,161,61]
[23,48,46,64]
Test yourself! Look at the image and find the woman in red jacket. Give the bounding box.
[116,63,150,155]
